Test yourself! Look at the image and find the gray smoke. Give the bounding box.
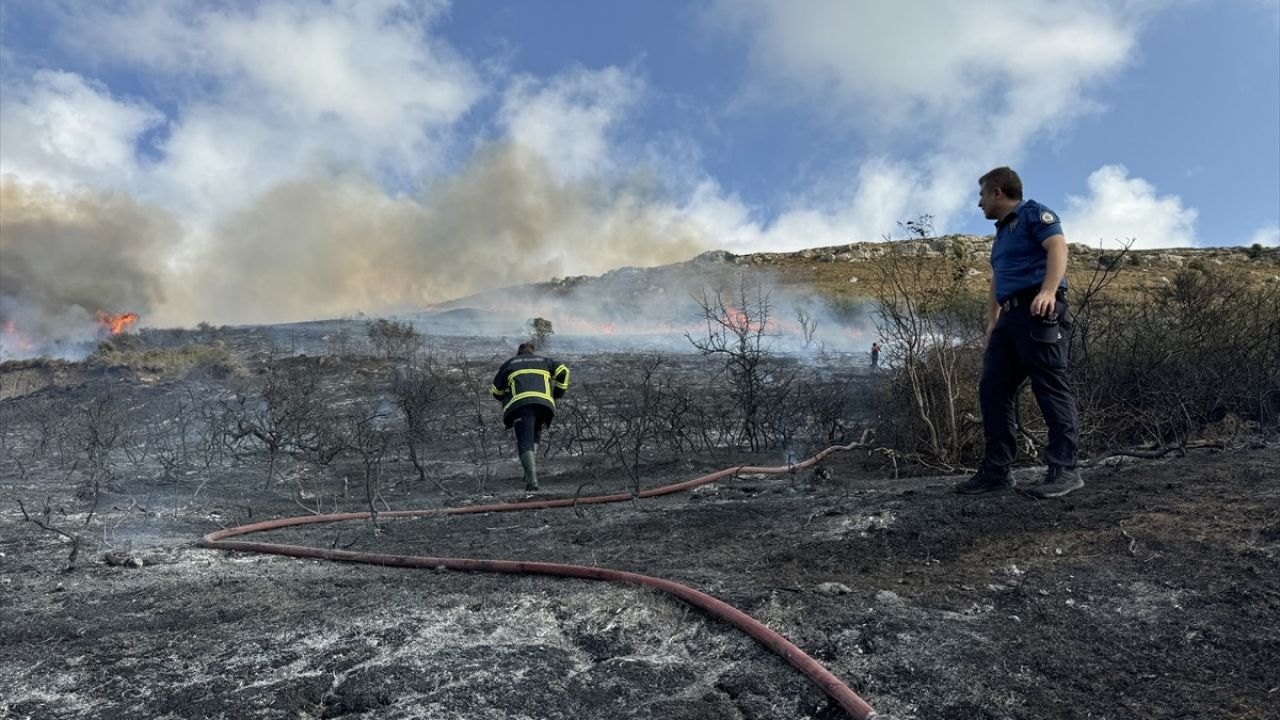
[170,144,710,326]
[0,144,715,357]
[0,179,176,359]
[417,259,880,358]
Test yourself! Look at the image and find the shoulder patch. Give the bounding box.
[1040,211,1057,224]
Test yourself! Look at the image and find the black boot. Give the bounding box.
[954,463,1013,494]
[519,450,538,491]
[1026,466,1083,498]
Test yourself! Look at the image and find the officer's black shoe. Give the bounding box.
[1025,466,1083,498]
[954,465,1013,494]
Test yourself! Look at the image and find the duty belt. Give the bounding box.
[1001,289,1066,313]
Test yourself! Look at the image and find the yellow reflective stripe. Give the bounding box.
[553,364,569,389]
[508,368,551,394]
[503,391,556,412]
[489,384,505,398]
[502,368,553,411]
[509,368,551,380]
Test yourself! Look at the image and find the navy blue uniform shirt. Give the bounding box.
[990,199,1067,303]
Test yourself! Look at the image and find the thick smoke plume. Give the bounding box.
[0,180,176,359]
[167,144,709,326]
[1,144,711,356]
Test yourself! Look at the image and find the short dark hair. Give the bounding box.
[979,167,1023,201]
[517,342,536,355]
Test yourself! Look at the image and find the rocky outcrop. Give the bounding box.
[691,235,1278,271]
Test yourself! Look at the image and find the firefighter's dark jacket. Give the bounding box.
[490,354,570,427]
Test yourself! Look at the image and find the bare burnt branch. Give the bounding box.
[795,306,819,350]
[449,355,501,492]
[11,493,81,571]
[686,274,780,452]
[218,355,335,488]
[66,386,128,526]
[391,357,452,495]
[343,400,393,533]
[612,354,665,494]
[1071,264,1280,446]
[871,239,986,466]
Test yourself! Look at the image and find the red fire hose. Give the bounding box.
[199,439,879,719]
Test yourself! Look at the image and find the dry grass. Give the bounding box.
[760,240,1280,303]
[88,340,241,378]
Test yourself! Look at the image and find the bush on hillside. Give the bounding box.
[872,256,1278,468]
[367,318,423,360]
[89,340,240,378]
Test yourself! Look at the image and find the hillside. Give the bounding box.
[430,238,1280,314]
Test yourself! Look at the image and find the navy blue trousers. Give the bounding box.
[511,406,550,454]
[979,299,1080,469]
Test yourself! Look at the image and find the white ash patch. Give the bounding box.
[811,509,897,540]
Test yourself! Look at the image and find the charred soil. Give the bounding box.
[1,339,1278,719]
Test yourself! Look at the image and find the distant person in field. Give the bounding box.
[870,342,881,368]
[490,342,570,491]
[956,166,1082,499]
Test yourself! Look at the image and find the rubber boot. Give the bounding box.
[519,450,538,491]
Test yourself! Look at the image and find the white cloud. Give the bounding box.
[707,0,1148,237]
[52,0,482,215]
[491,62,924,256]
[0,70,162,191]
[65,0,475,135]
[0,0,1203,335]
[671,157,933,253]
[1065,164,1198,249]
[10,1,1159,254]
[146,106,286,220]
[712,1,1134,143]
[1250,224,1280,247]
[498,67,643,182]
[205,1,472,136]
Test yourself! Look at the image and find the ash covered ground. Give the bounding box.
[1,319,1278,720]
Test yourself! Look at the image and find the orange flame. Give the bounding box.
[1,320,37,353]
[720,307,778,334]
[726,307,751,331]
[96,310,139,336]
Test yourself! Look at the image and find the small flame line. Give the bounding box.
[96,310,139,336]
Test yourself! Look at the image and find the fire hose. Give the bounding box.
[199,439,880,719]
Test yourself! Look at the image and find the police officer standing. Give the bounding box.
[955,167,1083,498]
[491,342,570,491]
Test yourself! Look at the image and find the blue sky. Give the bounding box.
[1,0,1278,330]
[442,0,1280,245]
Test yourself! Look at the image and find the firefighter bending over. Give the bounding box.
[490,342,570,491]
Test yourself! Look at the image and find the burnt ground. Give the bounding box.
[1,331,1278,720]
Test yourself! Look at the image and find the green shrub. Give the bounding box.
[530,317,554,348]
[89,342,239,377]
[367,318,423,359]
